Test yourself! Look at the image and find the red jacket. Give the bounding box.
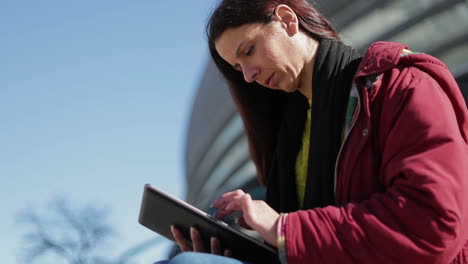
[284,42,468,263]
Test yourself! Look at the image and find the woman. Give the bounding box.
[158,0,468,263]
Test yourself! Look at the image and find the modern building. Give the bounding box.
[184,0,468,213]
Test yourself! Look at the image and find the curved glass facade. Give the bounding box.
[337,0,468,78]
[388,2,468,52]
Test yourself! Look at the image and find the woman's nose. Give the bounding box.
[242,64,258,83]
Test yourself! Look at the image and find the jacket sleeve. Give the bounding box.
[283,67,468,263]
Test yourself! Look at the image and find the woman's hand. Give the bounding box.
[211,189,280,246]
[170,225,232,256]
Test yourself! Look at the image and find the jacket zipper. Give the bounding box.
[334,83,362,198]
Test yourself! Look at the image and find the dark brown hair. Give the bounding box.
[206,0,339,185]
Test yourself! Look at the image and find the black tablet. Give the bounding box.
[138,184,278,263]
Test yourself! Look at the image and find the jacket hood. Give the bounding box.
[356,41,408,78]
[356,41,468,144]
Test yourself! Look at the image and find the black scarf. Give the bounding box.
[266,39,361,212]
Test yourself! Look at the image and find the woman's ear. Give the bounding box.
[273,4,299,36]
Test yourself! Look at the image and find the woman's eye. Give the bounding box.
[245,45,254,56]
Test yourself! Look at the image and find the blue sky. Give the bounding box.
[0,0,219,262]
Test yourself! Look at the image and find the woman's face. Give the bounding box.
[215,19,309,93]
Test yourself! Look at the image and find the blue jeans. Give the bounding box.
[154,252,249,264]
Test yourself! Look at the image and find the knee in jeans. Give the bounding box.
[171,252,203,263]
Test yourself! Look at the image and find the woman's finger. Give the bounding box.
[190,227,206,252]
[235,216,253,230]
[214,195,245,219]
[210,237,221,255]
[224,249,233,257]
[211,189,245,208]
[240,193,253,217]
[171,226,192,252]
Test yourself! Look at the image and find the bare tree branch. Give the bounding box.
[17,197,114,264]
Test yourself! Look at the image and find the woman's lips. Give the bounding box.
[265,73,275,87]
